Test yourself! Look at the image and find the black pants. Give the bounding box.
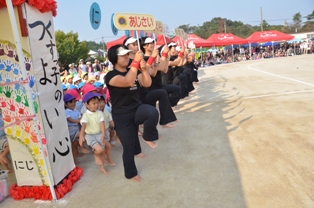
[192,70,199,82]
[183,72,195,93]
[161,84,181,107]
[173,74,188,98]
[144,89,177,125]
[113,104,159,179]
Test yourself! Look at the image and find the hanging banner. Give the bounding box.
[89,2,101,30]
[145,20,163,34]
[113,13,156,30]
[25,4,75,185]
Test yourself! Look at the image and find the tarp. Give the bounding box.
[287,38,302,43]
[246,30,294,43]
[261,42,280,47]
[206,33,248,46]
[106,36,126,50]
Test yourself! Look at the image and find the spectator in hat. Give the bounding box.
[73,75,81,88]
[79,92,110,175]
[81,72,88,83]
[80,84,97,115]
[68,63,78,75]
[65,74,74,88]
[93,58,101,72]
[86,62,94,73]
[94,71,100,81]
[86,76,96,85]
[98,95,116,165]
[105,44,159,182]
[78,59,87,75]
[64,94,83,164]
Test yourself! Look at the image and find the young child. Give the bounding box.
[98,96,115,166]
[64,94,82,164]
[65,74,74,88]
[65,89,90,154]
[79,92,108,174]
[0,109,11,172]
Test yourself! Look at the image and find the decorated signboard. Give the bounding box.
[0,1,80,201]
[113,13,156,31]
[145,20,163,34]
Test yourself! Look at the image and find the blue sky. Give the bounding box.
[53,0,314,43]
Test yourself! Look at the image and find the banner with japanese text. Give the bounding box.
[145,20,163,34]
[0,6,50,186]
[113,13,156,30]
[24,4,75,185]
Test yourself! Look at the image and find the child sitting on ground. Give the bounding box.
[98,96,116,166]
[0,109,12,172]
[64,94,83,164]
[79,92,109,174]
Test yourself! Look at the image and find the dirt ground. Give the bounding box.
[1,55,314,208]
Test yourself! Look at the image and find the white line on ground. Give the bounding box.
[247,64,314,87]
[243,90,314,99]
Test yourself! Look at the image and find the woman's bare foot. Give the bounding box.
[162,123,176,128]
[184,97,190,100]
[144,140,157,148]
[135,153,146,158]
[108,161,116,166]
[80,147,90,154]
[131,175,143,182]
[100,165,109,175]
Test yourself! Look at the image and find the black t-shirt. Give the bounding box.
[170,55,183,77]
[143,56,162,91]
[162,56,179,84]
[127,58,147,102]
[105,68,141,114]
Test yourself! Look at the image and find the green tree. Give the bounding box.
[55,30,89,65]
[86,41,106,51]
[292,12,302,32]
[302,9,314,31]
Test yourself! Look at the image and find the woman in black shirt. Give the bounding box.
[105,44,159,182]
[139,37,177,127]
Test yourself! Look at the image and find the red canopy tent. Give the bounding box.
[187,34,214,47]
[207,33,248,46]
[245,30,294,43]
[106,36,126,49]
[171,34,214,48]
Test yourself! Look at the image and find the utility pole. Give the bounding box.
[224,19,226,33]
[260,7,263,31]
[101,36,105,57]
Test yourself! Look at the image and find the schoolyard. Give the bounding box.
[2,54,314,208]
